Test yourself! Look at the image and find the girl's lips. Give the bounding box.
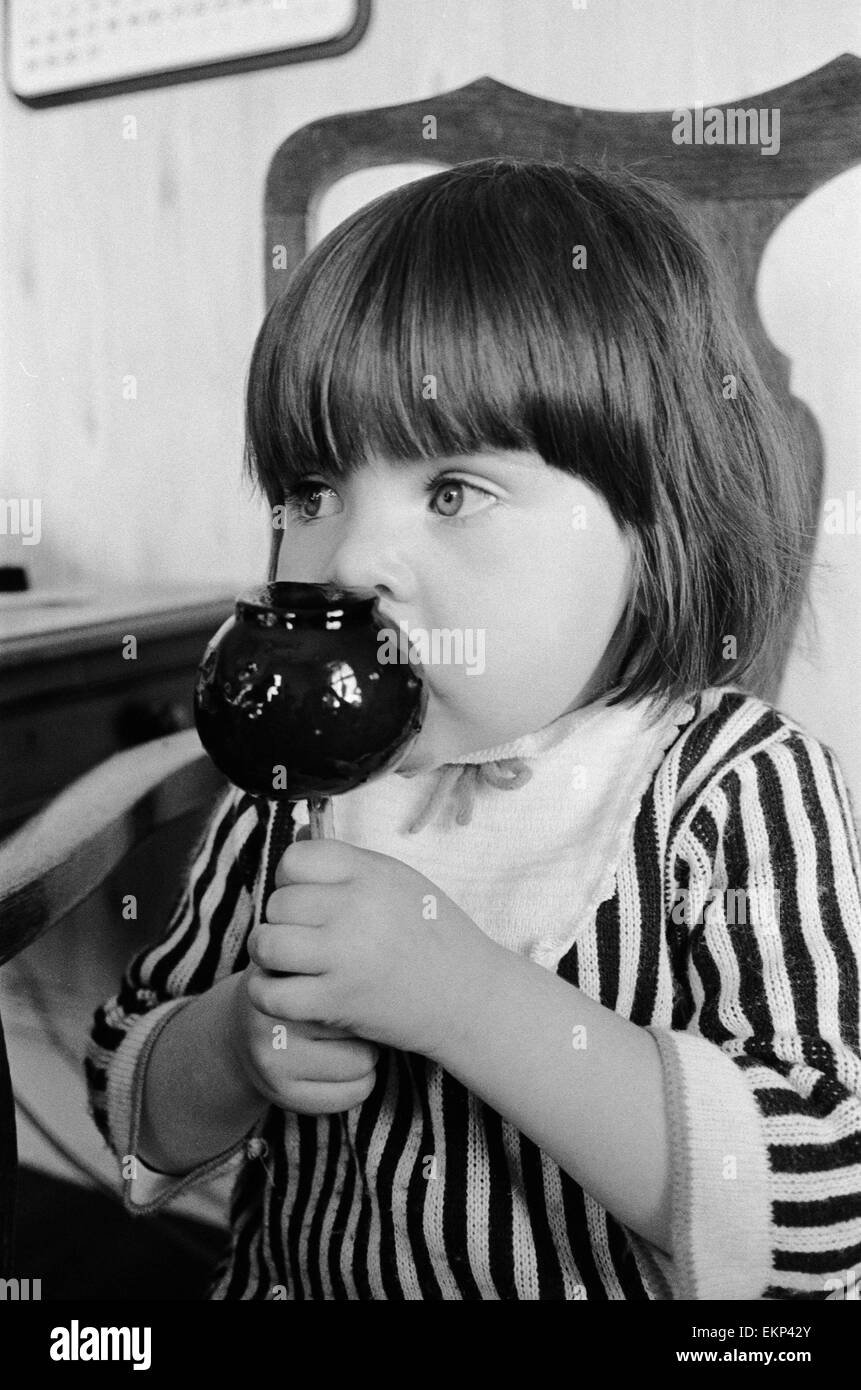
[376,614,427,675]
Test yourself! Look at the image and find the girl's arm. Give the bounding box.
[137,973,266,1174]
[429,727,861,1299]
[428,930,673,1256]
[86,786,272,1212]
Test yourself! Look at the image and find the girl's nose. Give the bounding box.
[327,516,414,598]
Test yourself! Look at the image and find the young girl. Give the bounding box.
[87,158,861,1301]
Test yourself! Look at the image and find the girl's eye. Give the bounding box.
[281,474,497,525]
[426,476,497,521]
[281,480,341,524]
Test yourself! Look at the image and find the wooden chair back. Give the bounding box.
[263,53,861,699]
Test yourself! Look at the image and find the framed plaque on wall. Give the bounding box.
[6,0,371,106]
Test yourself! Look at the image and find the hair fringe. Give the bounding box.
[244,157,815,709]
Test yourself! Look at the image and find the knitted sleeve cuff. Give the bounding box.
[629,1025,774,1300]
[105,996,250,1216]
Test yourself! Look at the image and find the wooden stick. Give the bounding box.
[308,796,334,840]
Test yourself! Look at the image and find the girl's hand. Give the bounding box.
[246,838,493,1058]
[226,971,380,1115]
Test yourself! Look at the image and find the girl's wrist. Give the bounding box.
[138,973,268,1175]
[221,971,269,1107]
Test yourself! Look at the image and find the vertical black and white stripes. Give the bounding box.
[86,688,861,1299]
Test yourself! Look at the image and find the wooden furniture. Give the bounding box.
[0,583,234,839]
[0,584,233,1274]
[1,57,859,1283]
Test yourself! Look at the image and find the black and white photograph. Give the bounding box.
[0,0,859,1355]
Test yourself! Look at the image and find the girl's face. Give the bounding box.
[274,450,632,772]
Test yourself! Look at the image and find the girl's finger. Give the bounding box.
[281,1036,379,1082]
[273,1018,370,1042]
[246,967,333,1023]
[248,923,330,975]
[303,1021,356,1041]
[265,882,343,926]
[273,837,370,888]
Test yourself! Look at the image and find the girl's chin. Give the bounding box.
[389,703,488,776]
[390,736,437,777]
[390,698,445,776]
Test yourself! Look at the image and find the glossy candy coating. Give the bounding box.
[193,581,426,801]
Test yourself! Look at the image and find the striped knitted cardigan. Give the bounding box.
[85,687,861,1300]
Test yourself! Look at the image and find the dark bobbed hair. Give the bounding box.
[244,157,811,713]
